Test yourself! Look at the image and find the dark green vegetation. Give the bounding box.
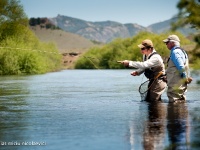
[0,0,62,75]
[75,32,194,69]
[29,17,60,30]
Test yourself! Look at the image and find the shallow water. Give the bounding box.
[0,70,200,150]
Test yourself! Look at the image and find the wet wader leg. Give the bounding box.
[167,83,187,102]
[145,79,167,102]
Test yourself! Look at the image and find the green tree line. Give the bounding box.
[0,0,62,75]
[75,32,195,69]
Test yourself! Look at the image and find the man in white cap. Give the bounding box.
[118,39,166,102]
[163,35,192,103]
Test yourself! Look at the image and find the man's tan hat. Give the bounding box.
[138,39,153,48]
[163,35,180,43]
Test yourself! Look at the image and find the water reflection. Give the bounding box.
[189,107,200,149]
[166,103,190,150]
[129,102,191,150]
[143,102,167,150]
[128,102,167,150]
[0,77,29,149]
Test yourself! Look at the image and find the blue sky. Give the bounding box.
[20,0,180,27]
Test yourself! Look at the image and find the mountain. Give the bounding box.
[147,17,197,35]
[49,15,148,43]
[49,15,197,43]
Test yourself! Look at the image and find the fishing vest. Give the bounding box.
[144,52,164,79]
[167,47,189,80]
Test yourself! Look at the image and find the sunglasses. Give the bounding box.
[141,47,146,50]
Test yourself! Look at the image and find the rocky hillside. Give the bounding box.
[30,15,197,44]
[49,15,197,43]
[49,15,148,43]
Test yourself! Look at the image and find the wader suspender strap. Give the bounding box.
[144,52,158,61]
[167,47,187,65]
[179,47,188,61]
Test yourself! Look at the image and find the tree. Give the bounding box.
[0,0,27,23]
[0,0,28,40]
[172,0,200,47]
[29,18,37,26]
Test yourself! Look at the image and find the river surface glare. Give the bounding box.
[0,70,200,150]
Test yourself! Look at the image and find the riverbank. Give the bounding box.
[62,52,81,69]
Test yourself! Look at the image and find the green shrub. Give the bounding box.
[0,28,62,75]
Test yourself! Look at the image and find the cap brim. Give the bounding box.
[163,39,169,43]
[138,44,145,48]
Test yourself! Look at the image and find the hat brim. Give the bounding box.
[163,39,169,43]
[138,44,145,48]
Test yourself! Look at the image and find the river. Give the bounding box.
[0,70,200,150]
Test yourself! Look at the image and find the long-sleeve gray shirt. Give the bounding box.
[128,49,165,75]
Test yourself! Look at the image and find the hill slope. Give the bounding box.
[30,26,98,69]
[30,26,95,53]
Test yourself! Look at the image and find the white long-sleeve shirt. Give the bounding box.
[128,49,165,75]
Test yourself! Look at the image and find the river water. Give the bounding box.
[0,70,200,150]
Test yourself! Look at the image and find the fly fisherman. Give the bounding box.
[118,39,167,102]
[163,35,192,103]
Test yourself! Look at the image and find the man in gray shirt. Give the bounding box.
[119,39,166,102]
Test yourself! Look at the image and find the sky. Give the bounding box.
[19,0,180,27]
